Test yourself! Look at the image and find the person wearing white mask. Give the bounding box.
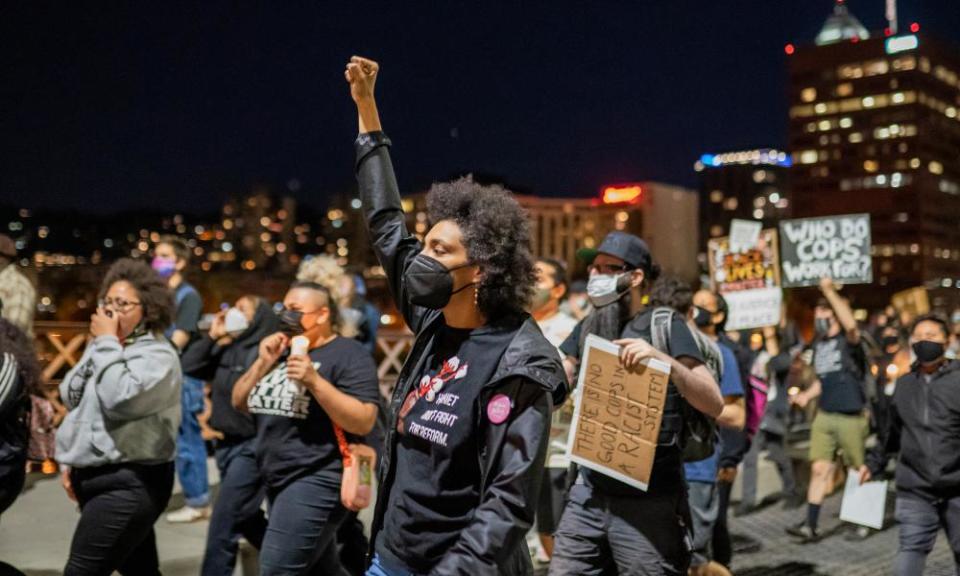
[552,231,723,576]
[181,295,280,576]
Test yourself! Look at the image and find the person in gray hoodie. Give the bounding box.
[56,258,182,576]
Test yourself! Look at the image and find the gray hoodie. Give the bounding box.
[56,332,182,468]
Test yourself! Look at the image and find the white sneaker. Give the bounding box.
[165,505,211,523]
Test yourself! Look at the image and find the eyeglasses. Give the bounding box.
[588,263,633,275]
[99,297,141,312]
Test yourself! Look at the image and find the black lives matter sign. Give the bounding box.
[779,214,872,288]
[567,335,671,492]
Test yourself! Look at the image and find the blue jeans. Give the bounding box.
[549,482,691,576]
[201,438,267,576]
[894,492,960,576]
[260,468,348,576]
[176,375,210,507]
[365,554,420,576]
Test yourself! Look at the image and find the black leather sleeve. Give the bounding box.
[429,378,551,576]
[355,132,429,333]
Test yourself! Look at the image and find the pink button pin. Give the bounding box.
[486,394,512,424]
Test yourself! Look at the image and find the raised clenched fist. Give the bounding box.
[345,56,379,104]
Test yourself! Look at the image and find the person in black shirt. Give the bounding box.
[0,316,40,520]
[787,277,869,542]
[181,295,279,576]
[232,282,380,576]
[861,315,960,576]
[348,56,566,576]
[551,233,723,576]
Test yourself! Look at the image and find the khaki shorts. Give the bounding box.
[809,411,869,468]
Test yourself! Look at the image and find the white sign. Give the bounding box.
[840,470,888,530]
[723,287,783,332]
[729,219,762,253]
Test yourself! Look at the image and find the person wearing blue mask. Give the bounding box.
[153,236,212,524]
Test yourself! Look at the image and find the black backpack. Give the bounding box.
[649,307,718,463]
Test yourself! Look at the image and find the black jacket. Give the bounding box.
[866,359,960,499]
[180,301,280,442]
[356,131,567,576]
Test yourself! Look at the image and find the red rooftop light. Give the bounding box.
[602,185,643,205]
[884,27,893,37]
[784,43,795,55]
[910,22,920,33]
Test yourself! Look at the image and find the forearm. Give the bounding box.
[232,358,272,412]
[716,398,746,430]
[822,287,858,335]
[661,354,723,418]
[171,330,191,351]
[356,98,382,134]
[308,377,377,435]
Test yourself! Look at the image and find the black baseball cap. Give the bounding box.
[577,231,654,274]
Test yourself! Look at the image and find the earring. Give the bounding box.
[474,285,479,308]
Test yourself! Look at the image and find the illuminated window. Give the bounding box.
[710,225,723,238]
[947,107,958,119]
[929,161,944,175]
[836,83,853,97]
[710,190,724,203]
[864,160,879,172]
[819,135,829,146]
[838,64,864,79]
[752,170,767,184]
[806,122,817,133]
[839,117,853,129]
[818,119,831,131]
[910,158,921,169]
[892,56,916,71]
[723,197,738,211]
[799,150,818,164]
[849,132,864,143]
[864,59,890,76]
[862,96,876,108]
[814,103,827,114]
[892,92,906,104]
[920,57,931,73]
[801,88,817,103]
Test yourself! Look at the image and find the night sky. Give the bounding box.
[3,1,959,214]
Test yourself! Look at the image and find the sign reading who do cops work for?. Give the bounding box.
[778,213,872,288]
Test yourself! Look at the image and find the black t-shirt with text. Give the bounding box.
[562,309,705,497]
[377,322,517,574]
[813,333,866,414]
[248,336,380,490]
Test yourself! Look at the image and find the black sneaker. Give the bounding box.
[786,522,820,543]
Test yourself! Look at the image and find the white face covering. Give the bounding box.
[224,307,250,337]
[586,273,629,308]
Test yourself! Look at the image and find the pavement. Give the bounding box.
[1,455,956,576]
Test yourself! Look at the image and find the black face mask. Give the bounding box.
[912,340,945,364]
[881,335,900,349]
[403,253,476,310]
[693,306,714,328]
[814,318,831,336]
[277,308,305,336]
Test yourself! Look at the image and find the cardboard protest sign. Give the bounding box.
[779,214,872,288]
[707,228,782,331]
[891,287,930,317]
[567,335,672,492]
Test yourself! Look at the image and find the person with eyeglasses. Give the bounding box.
[549,231,723,576]
[232,281,381,576]
[55,259,182,576]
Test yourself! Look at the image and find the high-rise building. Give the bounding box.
[395,182,700,282]
[694,148,792,253]
[787,0,960,309]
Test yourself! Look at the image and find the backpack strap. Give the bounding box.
[650,307,674,355]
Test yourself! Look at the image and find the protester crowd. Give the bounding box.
[1,56,960,576]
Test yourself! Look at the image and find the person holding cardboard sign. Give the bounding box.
[550,232,723,576]
[348,55,566,576]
